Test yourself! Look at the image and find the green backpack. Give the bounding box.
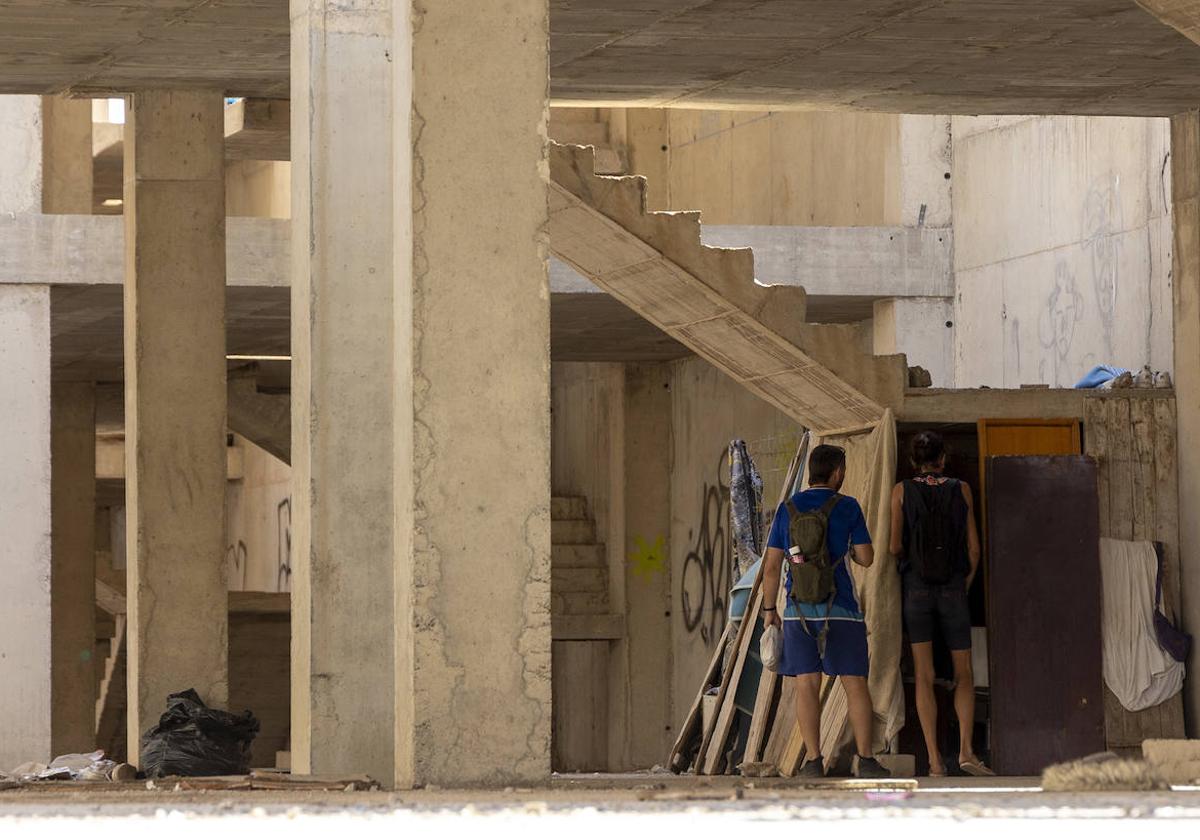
[785,494,844,605]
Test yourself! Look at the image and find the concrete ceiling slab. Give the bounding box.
[3,1,1200,114]
[50,284,695,380]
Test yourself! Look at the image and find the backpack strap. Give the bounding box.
[818,492,843,516]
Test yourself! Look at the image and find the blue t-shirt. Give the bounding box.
[767,488,871,620]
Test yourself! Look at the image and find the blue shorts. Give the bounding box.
[778,618,869,677]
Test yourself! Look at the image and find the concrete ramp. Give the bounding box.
[548,143,887,431]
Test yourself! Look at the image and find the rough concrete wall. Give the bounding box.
[225,160,289,218]
[550,362,628,769]
[953,115,1173,388]
[874,297,955,387]
[224,435,291,593]
[623,110,912,226]
[622,363,674,768]
[0,284,52,770]
[668,356,801,730]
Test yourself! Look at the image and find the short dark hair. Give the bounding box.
[910,430,946,469]
[808,444,846,485]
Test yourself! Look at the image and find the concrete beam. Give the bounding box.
[0,214,287,287]
[1137,1,1200,47]
[41,95,92,214]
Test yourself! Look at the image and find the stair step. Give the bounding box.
[552,566,608,594]
[550,121,609,147]
[552,543,606,568]
[553,590,612,616]
[551,496,587,520]
[593,147,626,175]
[552,518,597,544]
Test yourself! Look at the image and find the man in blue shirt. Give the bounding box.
[761,444,888,779]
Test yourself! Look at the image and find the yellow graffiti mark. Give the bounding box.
[629,534,666,579]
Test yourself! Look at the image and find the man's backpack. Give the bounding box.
[785,494,844,605]
[904,478,961,585]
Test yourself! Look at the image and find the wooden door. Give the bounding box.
[987,455,1103,775]
[977,418,1082,535]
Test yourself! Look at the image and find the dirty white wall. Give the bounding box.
[952,116,1174,388]
[224,435,292,593]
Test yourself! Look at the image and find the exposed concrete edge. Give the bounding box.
[550,224,953,299]
[900,386,1175,423]
[0,214,288,287]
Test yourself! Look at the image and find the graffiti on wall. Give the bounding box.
[276,497,292,592]
[680,450,731,647]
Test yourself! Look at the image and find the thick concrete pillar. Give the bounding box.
[123,91,228,762]
[0,95,52,770]
[41,95,92,214]
[51,382,97,756]
[290,2,396,783]
[1171,112,1200,734]
[291,1,551,787]
[391,2,551,787]
[0,285,52,770]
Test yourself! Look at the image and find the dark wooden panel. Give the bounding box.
[987,455,1103,776]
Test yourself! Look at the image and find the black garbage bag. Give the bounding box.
[140,688,260,777]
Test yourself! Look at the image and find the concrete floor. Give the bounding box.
[1,773,1199,836]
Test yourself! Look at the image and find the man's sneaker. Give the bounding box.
[853,755,891,779]
[797,758,826,778]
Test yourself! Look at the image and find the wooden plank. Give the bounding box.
[743,580,785,763]
[762,676,795,768]
[1153,398,1182,617]
[1130,398,1155,541]
[1107,399,1134,542]
[1084,397,1110,537]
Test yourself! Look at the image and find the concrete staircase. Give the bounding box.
[550,495,622,640]
[548,112,627,175]
[550,494,620,772]
[547,142,905,431]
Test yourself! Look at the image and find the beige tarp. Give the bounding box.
[815,409,904,761]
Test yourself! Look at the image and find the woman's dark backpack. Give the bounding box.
[903,478,963,585]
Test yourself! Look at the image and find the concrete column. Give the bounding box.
[1171,112,1200,734]
[873,297,955,388]
[391,1,551,787]
[290,2,396,783]
[51,382,97,756]
[123,91,228,762]
[41,95,93,214]
[0,95,52,770]
[292,0,551,788]
[0,285,52,770]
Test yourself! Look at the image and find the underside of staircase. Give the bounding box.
[547,142,902,432]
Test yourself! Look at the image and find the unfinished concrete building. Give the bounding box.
[3,0,1200,808]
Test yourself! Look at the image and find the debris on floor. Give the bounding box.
[140,688,259,778]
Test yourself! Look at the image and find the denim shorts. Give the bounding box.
[902,574,972,650]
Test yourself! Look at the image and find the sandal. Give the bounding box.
[959,758,995,777]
